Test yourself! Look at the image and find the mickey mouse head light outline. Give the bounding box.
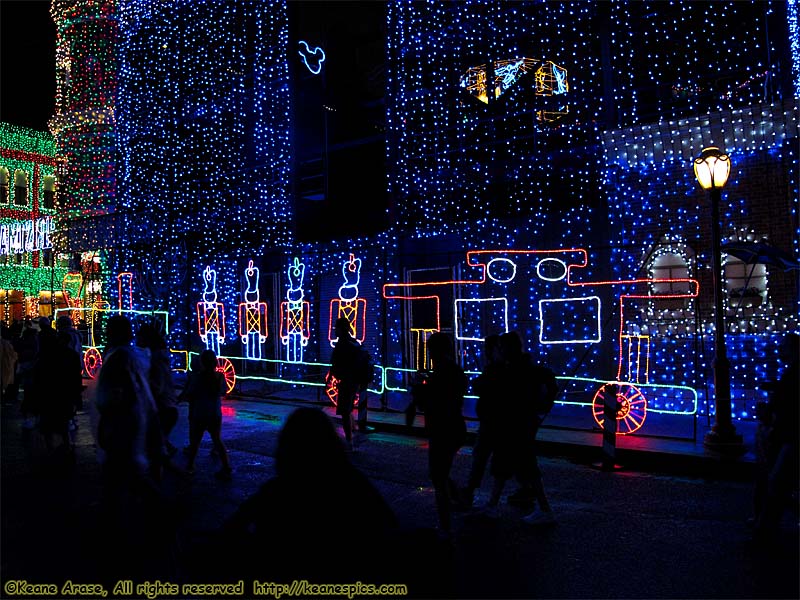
[298,40,326,75]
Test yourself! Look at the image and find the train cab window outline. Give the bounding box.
[486,257,517,283]
[535,257,568,282]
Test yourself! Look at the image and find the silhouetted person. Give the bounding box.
[220,407,398,581]
[478,331,558,525]
[137,322,179,456]
[15,321,39,428]
[56,314,83,357]
[753,332,799,544]
[414,331,468,537]
[183,349,232,480]
[330,316,362,450]
[32,325,82,459]
[462,333,503,507]
[56,315,85,432]
[94,314,168,582]
[96,314,159,485]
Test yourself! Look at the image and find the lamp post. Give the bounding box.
[693,147,744,454]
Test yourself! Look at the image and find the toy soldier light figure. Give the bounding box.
[328,253,367,346]
[197,266,226,356]
[326,253,369,407]
[280,257,310,363]
[239,260,268,360]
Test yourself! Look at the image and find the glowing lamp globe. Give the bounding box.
[693,146,731,190]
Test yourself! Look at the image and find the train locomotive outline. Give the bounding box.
[61,246,702,435]
[382,247,701,434]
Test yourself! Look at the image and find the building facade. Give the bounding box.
[0,122,71,324]
[47,0,799,437]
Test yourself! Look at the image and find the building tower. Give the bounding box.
[49,0,118,252]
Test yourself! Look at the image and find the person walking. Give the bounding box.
[56,315,84,434]
[462,333,503,507]
[136,322,179,456]
[56,314,83,357]
[32,324,82,460]
[476,331,558,525]
[95,314,160,488]
[329,316,364,450]
[414,331,468,537]
[511,333,560,525]
[183,349,232,480]
[94,314,175,583]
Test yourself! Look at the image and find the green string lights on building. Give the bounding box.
[0,122,73,324]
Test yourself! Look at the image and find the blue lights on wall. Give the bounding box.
[52,0,797,435]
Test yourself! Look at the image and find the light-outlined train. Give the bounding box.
[382,248,700,434]
[63,247,702,435]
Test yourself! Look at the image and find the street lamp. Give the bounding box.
[693,146,744,454]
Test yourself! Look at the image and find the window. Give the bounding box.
[0,166,9,204]
[725,257,766,306]
[650,252,692,295]
[42,175,56,210]
[13,169,28,206]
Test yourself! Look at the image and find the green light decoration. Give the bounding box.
[0,123,58,213]
[0,265,70,297]
[0,123,57,156]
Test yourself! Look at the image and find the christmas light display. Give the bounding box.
[117,271,133,310]
[0,218,54,256]
[55,304,170,378]
[460,58,567,105]
[325,253,369,405]
[787,0,799,98]
[41,0,796,436]
[110,0,292,334]
[383,247,704,432]
[50,0,118,220]
[279,257,310,363]
[238,260,268,360]
[194,265,236,393]
[298,40,325,75]
[62,272,83,322]
[328,254,367,345]
[196,266,225,357]
[538,296,602,345]
[0,123,65,323]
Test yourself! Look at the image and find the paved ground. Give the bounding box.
[1,386,798,600]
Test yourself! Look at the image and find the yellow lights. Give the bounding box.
[693,146,731,190]
[460,58,568,104]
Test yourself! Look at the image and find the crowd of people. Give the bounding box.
[2,313,563,582]
[408,330,560,536]
[1,316,83,460]
[5,310,794,584]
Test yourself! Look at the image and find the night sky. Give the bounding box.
[0,0,57,132]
